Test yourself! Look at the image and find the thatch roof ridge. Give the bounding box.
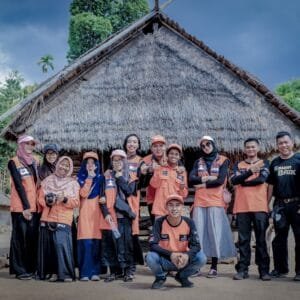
[0,10,157,126]
[0,9,299,144]
[157,12,300,126]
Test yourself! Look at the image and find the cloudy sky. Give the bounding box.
[0,0,299,90]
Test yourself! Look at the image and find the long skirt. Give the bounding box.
[193,206,236,259]
[37,223,57,280]
[9,212,39,276]
[77,239,101,279]
[52,223,75,281]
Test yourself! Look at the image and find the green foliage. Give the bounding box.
[68,12,112,60]
[67,0,149,60]
[275,79,300,112]
[38,54,54,73]
[0,72,37,170]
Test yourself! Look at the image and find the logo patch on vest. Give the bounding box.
[18,167,30,177]
[179,234,188,241]
[162,170,168,176]
[106,178,116,189]
[177,174,184,181]
[160,234,169,240]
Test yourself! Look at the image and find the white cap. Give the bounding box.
[199,135,214,145]
[17,135,37,145]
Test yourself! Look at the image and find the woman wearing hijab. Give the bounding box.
[38,156,80,282]
[38,144,59,181]
[77,151,104,281]
[189,136,236,278]
[100,149,140,282]
[37,143,60,280]
[8,135,40,280]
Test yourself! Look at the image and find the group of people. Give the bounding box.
[7,131,300,288]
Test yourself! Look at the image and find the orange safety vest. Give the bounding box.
[194,155,228,208]
[127,155,142,235]
[233,160,269,214]
[150,165,188,216]
[10,156,39,213]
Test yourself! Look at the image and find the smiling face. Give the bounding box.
[86,158,96,172]
[277,135,294,157]
[23,141,35,154]
[112,155,124,170]
[56,158,70,177]
[166,200,183,218]
[126,135,139,155]
[167,148,181,165]
[151,142,166,158]
[200,140,213,155]
[46,150,58,164]
[244,141,259,159]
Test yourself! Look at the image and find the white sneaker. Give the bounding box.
[91,275,100,281]
[48,274,57,282]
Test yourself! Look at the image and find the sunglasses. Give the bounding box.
[201,141,212,149]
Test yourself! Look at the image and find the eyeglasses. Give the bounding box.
[201,142,212,149]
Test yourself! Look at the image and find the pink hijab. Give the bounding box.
[16,135,36,165]
[41,156,79,198]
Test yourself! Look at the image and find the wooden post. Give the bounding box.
[154,0,159,11]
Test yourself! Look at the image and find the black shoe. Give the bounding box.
[151,277,166,289]
[270,270,288,278]
[16,273,32,280]
[260,273,271,281]
[294,274,300,281]
[104,274,116,282]
[233,271,249,280]
[175,274,194,288]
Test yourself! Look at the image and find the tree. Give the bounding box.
[38,54,54,73]
[275,79,300,112]
[67,0,149,61]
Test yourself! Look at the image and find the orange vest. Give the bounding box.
[99,172,137,233]
[38,186,80,226]
[159,218,190,253]
[127,155,142,235]
[150,165,188,216]
[77,179,102,239]
[194,155,228,208]
[233,160,269,214]
[142,154,166,204]
[10,156,39,213]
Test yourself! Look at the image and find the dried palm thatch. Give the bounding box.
[1,12,299,153]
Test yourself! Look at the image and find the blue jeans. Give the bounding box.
[146,250,207,279]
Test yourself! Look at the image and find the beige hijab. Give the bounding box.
[41,156,79,198]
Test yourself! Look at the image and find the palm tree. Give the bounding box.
[38,54,54,73]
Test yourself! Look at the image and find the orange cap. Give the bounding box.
[83,151,99,161]
[167,143,182,154]
[166,194,184,205]
[151,135,166,145]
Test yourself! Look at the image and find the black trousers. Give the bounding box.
[9,212,40,276]
[272,200,300,274]
[235,212,270,275]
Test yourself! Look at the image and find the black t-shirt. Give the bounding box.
[267,153,300,199]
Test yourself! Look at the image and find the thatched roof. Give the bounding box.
[1,10,299,153]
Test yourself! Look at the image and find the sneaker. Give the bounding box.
[80,277,89,281]
[16,273,32,280]
[233,271,249,280]
[151,277,166,289]
[190,270,202,277]
[270,270,288,278]
[207,269,217,278]
[123,274,134,282]
[48,274,58,282]
[175,274,194,288]
[104,274,116,282]
[260,273,271,281]
[91,275,100,281]
[293,274,300,281]
[64,278,73,282]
